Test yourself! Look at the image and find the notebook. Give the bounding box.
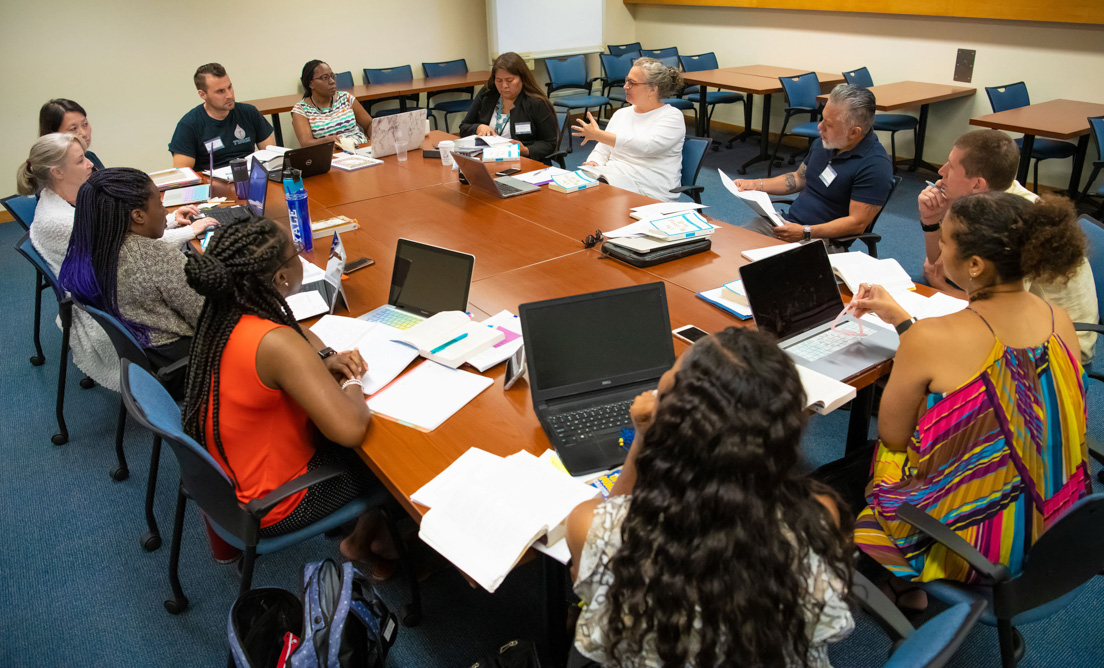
[391,311,505,369]
[366,360,493,432]
[359,239,475,330]
[162,184,210,207]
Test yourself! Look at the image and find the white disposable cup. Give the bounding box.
[438,140,455,167]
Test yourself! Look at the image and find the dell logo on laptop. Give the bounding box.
[305,159,313,166]
[601,380,611,385]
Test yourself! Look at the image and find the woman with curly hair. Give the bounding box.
[565,327,855,667]
[851,192,1089,609]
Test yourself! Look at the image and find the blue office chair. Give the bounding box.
[333,70,354,91]
[362,65,428,120]
[599,52,636,116]
[422,59,475,133]
[119,360,422,624]
[681,53,747,143]
[607,42,641,57]
[985,82,1077,193]
[852,571,985,668]
[544,55,610,153]
[670,136,709,204]
[2,193,37,230]
[769,72,822,176]
[641,47,679,60]
[15,233,73,445]
[655,55,696,126]
[1078,117,1104,217]
[897,493,1104,667]
[843,67,918,174]
[1076,214,1104,479]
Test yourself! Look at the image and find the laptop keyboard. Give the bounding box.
[786,322,868,363]
[197,206,249,226]
[548,400,633,446]
[496,182,524,196]
[362,308,424,330]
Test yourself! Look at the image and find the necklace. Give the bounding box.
[309,94,334,111]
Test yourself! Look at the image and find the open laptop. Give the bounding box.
[359,239,475,330]
[369,109,427,159]
[519,283,675,476]
[739,241,898,381]
[455,153,539,198]
[191,157,270,226]
[266,141,335,182]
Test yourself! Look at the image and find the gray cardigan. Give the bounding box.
[116,234,204,348]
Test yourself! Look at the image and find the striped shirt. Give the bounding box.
[291,91,368,144]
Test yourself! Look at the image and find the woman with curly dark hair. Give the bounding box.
[565,327,855,667]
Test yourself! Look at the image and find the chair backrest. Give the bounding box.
[866,175,903,235]
[14,233,67,303]
[641,47,679,60]
[119,360,259,542]
[608,42,642,56]
[600,52,636,85]
[680,52,719,73]
[78,302,155,373]
[681,136,710,188]
[334,71,354,91]
[842,66,875,88]
[993,493,1104,619]
[422,59,473,102]
[363,64,414,85]
[1078,214,1104,324]
[1089,116,1104,162]
[779,72,821,110]
[656,55,680,70]
[985,81,1030,113]
[2,194,37,231]
[545,55,588,91]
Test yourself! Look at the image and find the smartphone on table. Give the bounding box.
[496,168,521,177]
[672,325,710,345]
[344,257,374,273]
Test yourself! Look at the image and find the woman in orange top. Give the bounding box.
[182,217,396,570]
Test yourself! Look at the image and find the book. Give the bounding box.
[310,215,359,239]
[285,291,330,321]
[161,184,210,207]
[464,310,523,372]
[366,361,493,432]
[828,252,915,294]
[513,166,570,186]
[148,167,201,190]
[549,170,599,193]
[795,364,857,415]
[331,154,382,171]
[696,287,753,320]
[719,168,786,227]
[741,242,801,262]
[391,311,505,369]
[480,144,521,162]
[309,315,420,395]
[641,211,717,240]
[720,279,748,305]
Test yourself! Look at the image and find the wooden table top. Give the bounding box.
[817,81,976,111]
[679,68,786,95]
[244,71,490,116]
[970,99,1104,140]
[725,65,846,87]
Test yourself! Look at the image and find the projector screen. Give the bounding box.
[487,0,605,60]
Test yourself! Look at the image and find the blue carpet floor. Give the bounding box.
[1,129,1102,667]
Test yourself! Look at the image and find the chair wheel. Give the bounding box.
[79,377,95,389]
[110,466,129,482]
[787,157,796,165]
[401,605,422,627]
[51,433,68,446]
[141,531,162,552]
[164,596,189,615]
[30,355,45,366]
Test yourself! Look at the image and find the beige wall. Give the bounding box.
[630,5,1104,188]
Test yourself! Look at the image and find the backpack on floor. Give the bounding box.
[229,588,304,668]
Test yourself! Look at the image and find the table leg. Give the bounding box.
[725,94,757,148]
[271,113,283,146]
[737,93,772,175]
[542,554,570,667]
[1017,135,1035,185]
[399,97,409,112]
[1069,134,1090,196]
[845,384,876,456]
[697,85,707,137]
[911,104,928,172]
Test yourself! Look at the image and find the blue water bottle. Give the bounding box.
[282,167,312,252]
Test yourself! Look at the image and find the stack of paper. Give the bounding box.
[286,292,330,321]
[829,252,915,293]
[481,144,521,162]
[309,315,420,394]
[641,211,717,240]
[795,365,857,415]
[331,154,382,171]
[629,201,707,221]
[367,361,493,431]
[413,448,599,592]
[204,147,291,181]
[741,242,801,262]
[549,170,600,193]
[513,166,570,186]
[149,167,201,190]
[719,169,786,227]
[465,310,524,372]
[858,290,968,329]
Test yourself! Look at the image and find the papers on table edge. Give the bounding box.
[829,252,915,294]
[719,168,786,227]
[514,166,570,185]
[859,290,968,329]
[367,361,492,432]
[741,242,801,262]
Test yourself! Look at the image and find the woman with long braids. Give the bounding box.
[566,327,854,668]
[291,59,372,148]
[182,218,397,573]
[851,192,1088,610]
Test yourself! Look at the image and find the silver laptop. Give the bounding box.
[369,109,427,159]
[359,238,475,330]
[455,153,539,198]
[739,241,898,381]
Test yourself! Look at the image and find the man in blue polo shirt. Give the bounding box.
[169,63,275,170]
[733,84,892,248]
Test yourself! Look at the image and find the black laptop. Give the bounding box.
[266,141,335,182]
[519,283,675,476]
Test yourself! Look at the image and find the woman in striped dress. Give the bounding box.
[291,60,372,148]
[850,192,1089,608]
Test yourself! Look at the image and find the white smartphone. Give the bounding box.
[503,346,526,390]
[672,325,710,344]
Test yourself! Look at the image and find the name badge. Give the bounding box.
[819,164,837,187]
[514,122,532,136]
[204,137,225,153]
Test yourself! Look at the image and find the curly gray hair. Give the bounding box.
[631,57,684,100]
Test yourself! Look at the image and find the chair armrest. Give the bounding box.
[245,464,346,519]
[897,503,1011,583]
[155,355,190,381]
[770,197,795,205]
[834,232,882,245]
[1088,438,1104,466]
[851,570,914,642]
[585,77,604,93]
[1073,322,1104,334]
[670,185,704,203]
[546,151,567,169]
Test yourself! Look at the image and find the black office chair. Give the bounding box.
[833,175,903,257]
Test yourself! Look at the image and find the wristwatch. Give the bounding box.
[802,225,812,242]
[895,317,917,336]
[920,220,942,233]
[318,347,338,360]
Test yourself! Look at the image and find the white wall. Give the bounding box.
[630,5,1104,188]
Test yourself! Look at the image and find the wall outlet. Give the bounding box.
[954,49,976,83]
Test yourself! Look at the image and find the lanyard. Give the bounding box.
[493,98,511,136]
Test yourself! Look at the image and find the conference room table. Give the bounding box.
[970,99,1104,194]
[243,71,490,145]
[817,81,976,172]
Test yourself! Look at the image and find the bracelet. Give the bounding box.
[920,221,942,233]
[759,178,764,191]
[341,378,363,390]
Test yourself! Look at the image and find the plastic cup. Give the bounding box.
[438,140,455,167]
[395,128,408,162]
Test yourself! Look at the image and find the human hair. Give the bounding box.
[300,59,326,98]
[949,192,1085,294]
[632,56,684,99]
[58,167,156,344]
[953,129,1020,192]
[182,218,304,485]
[487,52,552,107]
[604,327,854,667]
[17,132,86,196]
[194,63,227,91]
[39,98,87,136]
[828,83,875,135]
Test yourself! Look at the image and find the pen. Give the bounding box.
[926,180,946,194]
[430,332,469,354]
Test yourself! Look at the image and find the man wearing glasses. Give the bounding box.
[170,62,275,169]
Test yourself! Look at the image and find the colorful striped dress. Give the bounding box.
[855,308,1089,584]
[291,91,368,144]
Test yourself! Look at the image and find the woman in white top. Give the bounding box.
[18,133,214,390]
[572,57,685,202]
[565,327,854,668]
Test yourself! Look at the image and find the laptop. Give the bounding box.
[195,157,271,226]
[739,241,898,381]
[369,109,427,159]
[266,142,335,182]
[519,283,675,476]
[454,153,539,198]
[359,239,475,330]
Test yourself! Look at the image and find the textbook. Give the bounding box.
[828,252,915,294]
[697,287,753,320]
[480,144,521,162]
[149,167,201,191]
[391,311,505,369]
[310,215,359,239]
[641,211,718,240]
[549,170,600,193]
[795,364,856,415]
[331,154,382,171]
[720,279,748,306]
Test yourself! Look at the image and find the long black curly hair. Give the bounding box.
[604,327,854,667]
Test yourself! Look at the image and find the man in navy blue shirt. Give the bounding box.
[733,84,892,248]
[169,63,275,170]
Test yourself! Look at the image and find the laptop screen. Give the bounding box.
[247,158,268,216]
[520,283,675,401]
[739,241,843,340]
[389,239,475,318]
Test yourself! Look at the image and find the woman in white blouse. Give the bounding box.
[572,57,686,202]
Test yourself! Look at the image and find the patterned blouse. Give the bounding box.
[573,495,854,667]
[291,91,368,144]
